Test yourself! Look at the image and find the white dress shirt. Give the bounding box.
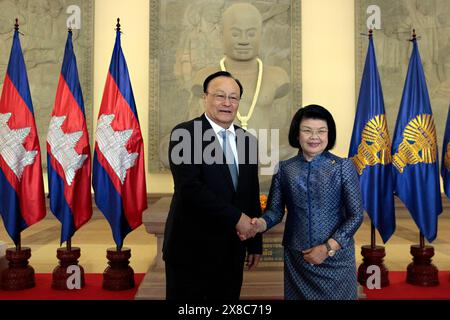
[204,113,239,170]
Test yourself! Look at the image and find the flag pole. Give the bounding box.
[366,28,376,251]
[370,223,376,249]
[116,17,121,33]
[114,16,121,255]
[356,28,390,288]
[16,233,21,251]
[1,17,41,290]
[50,25,90,289]
[402,28,439,286]
[98,17,145,290]
[13,19,20,256]
[13,17,20,253]
[65,24,73,255]
[368,28,376,252]
[13,18,22,254]
[419,232,425,249]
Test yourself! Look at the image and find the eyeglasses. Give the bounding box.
[299,128,329,137]
[206,92,240,105]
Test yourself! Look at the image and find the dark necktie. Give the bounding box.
[220,129,239,190]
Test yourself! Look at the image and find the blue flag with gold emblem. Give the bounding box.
[392,37,442,242]
[349,33,395,243]
[442,107,450,199]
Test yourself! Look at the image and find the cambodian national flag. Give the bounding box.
[47,30,92,244]
[392,36,442,242]
[348,33,395,243]
[442,107,450,199]
[93,26,147,249]
[0,26,46,245]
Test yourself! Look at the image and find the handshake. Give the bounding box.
[236,213,267,241]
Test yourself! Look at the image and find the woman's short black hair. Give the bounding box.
[203,71,244,98]
[288,104,336,151]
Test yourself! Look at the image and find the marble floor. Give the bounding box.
[354,215,450,271]
[0,216,157,274]
[1,213,449,273]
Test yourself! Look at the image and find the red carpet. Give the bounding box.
[0,273,145,300]
[3,272,449,300]
[363,271,450,300]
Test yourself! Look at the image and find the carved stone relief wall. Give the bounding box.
[356,0,450,160]
[0,0,94,170]
[149,0,301,185]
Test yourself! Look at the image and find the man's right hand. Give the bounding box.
[236,213,258,240]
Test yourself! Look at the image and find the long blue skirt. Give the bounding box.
[284,246,358,300]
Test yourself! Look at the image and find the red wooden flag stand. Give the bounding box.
[52,243,85,290]
[357,223,390,287]
[1,247,35,290]
[102,247,135,291]
[406,234,439,286]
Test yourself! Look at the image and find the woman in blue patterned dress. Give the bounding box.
[252,104,364,300]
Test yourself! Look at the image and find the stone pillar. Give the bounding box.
[135,198,169,300]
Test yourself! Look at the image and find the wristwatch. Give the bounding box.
[325,241,336,257]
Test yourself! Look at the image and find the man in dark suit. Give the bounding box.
[163,71,262,300]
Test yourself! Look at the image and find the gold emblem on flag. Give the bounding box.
[351,114,392,175]
[445,142,450,172]
[393,114,437,173]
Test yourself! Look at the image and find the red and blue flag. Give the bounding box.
[93,24,147,249]
[47,30,92,244]
[0,26,46,245]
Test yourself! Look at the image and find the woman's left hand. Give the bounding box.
[302,244,328,265]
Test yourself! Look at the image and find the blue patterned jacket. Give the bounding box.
[262,151,364,251]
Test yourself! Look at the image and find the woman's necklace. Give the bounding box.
[219,56,263,130]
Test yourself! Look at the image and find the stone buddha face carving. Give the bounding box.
[222,3,262,61]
